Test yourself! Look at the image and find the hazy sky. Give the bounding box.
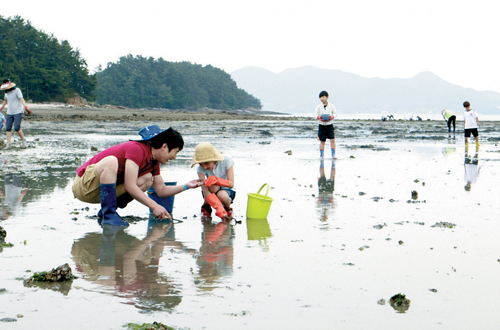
[3,0,500,93]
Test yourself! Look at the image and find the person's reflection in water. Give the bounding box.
[0,172,28,220]
[442,133,457,155]
[72,217,195,311]
[316,159,336,222]
[464,147,480,191]
[195,219,234,291]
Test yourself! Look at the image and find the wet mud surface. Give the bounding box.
[1,119,500,329]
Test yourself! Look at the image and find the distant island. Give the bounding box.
[96,55,261,110]
[1,16,261,111]
[230,66,500,115]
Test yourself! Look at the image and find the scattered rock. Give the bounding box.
[389,293,411,313]
[371,196,383,202]
[411,190,418,200]
[0,226,6,244]
[358,192,366,196]
[0,318,17,322]
[373,223,387,230]
[24,263,75,286]
[90,146,98,152]
[377,299,386,305]
[398,240,404,245]
[431,222,456,229]
[284,150,292,155]
[429,288,438,293]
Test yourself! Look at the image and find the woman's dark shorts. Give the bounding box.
[318,124,335,142]
[464,128,479,138]
[5,113,22,132]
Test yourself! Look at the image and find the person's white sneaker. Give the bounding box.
[5,143,11,149]
[22,139,27,148]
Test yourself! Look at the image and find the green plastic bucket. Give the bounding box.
[246,183,273,219]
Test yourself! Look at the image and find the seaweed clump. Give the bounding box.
[126,322,176,330]
[389,293,411,313]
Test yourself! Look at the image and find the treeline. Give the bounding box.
[96,55,262,110]
[0,16,96,102]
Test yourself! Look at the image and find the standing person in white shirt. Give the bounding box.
[314,91,337,159]
[0,79,31,149]
[463,101,480,149]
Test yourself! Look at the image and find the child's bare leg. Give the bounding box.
[216,190,231,209]
[319,141,325,151]
[330,139,336,150]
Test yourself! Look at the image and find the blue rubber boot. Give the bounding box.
[100,183,129,227]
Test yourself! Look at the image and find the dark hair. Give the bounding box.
[149,128,184,151]
[319,91,329,98]
[463,101,470,108]
[2,79,10,84]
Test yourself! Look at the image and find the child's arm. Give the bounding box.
[0,99,7,111]
[330,104,337,120]
[205,166,234,188]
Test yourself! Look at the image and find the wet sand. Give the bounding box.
[1,119,500,329]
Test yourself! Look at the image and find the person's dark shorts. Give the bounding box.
[5,113,22,132]
[464,128,478,138]
[318,124,335,142]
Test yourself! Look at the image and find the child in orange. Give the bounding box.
[191,143,235,220]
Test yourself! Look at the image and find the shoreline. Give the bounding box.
[19,103,294,122]
[10,103,500,124]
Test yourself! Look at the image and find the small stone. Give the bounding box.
[90,146,98,152]
[429,288,438,293]
[411,190,418,200]
[377,299,386,305]
[16,314,23,318]
[0,318,17,322]
[284,150,292,155]
[398,240,404,245]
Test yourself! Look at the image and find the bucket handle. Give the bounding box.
[256,183,270,197]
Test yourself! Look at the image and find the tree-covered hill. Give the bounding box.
[0,16,96,102]
[95,55,262,110]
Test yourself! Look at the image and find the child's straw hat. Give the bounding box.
[191,142,224,167]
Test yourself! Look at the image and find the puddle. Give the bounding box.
[1,120,500,329]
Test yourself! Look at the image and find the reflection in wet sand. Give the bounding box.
[71,217,194,312]
[195,219,234,291]
[316,159,336,222]
[0,172,27,220]
[464,147,480,191]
